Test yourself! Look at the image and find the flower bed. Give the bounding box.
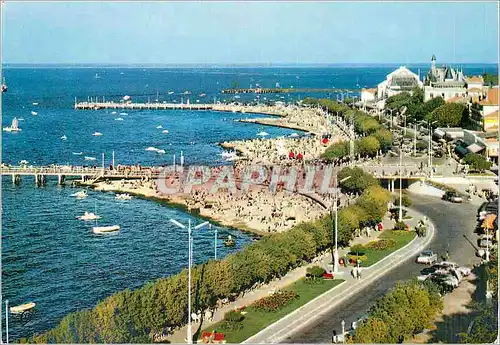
[253,290,299,312]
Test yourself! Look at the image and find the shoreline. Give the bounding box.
[84,179,326,237]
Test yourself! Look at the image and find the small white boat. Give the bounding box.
[145,146,159,152]
[93,225,120,234]
[115,117,124,121]
[32,102,39,106]
[17,118,25,121]
[31,111,38,116]
[61,135,67,140]
[156,149,166,154]
[234,95,241,99]
[84,156,96,161]
[196,99,200,103]
[220,151,237,159]
[111,111,117,115]
[115,193,132,200]
[93,132,103,136]
[77,211,101,221]
[19,160,29,165]
[71,190,88,198]
[162,130,169,134]
[289,133,300,138]
[3,117,22,132]
[123,95,131,101]
[156,125,163,129]
[184,91,191,95]
[200,93,206,97]
[119,112,128,116]
[73,152,83,155]
[168,91,174,95]
[10,302,36,314]
[256,131,269,137]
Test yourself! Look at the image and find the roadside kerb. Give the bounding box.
[243,213,436,344]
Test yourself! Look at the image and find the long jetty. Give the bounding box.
[75,101,214,110]
[221,88,359,94]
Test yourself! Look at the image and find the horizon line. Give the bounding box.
[2,62,498,68]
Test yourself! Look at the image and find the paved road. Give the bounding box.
[286,194,481,343]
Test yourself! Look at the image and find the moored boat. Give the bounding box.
[10,302,36,314]
[77,211,101,221]
[93,225,120,234]
[71,190,88,198]
[115,193,132,200]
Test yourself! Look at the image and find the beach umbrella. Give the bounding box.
[289,151,295,159]
[322,138,329,145]
[297,153,304,160]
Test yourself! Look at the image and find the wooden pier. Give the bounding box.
[75,101,214,111]
[221,88,359,94]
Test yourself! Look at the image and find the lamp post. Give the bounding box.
[4,300,8,345]
[399,145,403,221]
[428,120,438,178]
[333,175,352,274]
[169,219,210,344]
[341,320,346,344]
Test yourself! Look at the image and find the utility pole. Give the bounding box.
[399,146,403,221]
[413,124,417,156]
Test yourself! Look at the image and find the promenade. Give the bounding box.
[166,207,433,343]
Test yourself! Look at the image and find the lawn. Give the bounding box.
[198,278,344,343]
[355,230,416,267]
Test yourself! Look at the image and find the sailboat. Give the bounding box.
[3,117,22,132]
[31,111,38,116]
[92,205,120,234]
[10,302,36,314]
[61,135,67,140]
[1,77,7,93]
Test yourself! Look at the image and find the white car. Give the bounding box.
[430,272,459,288]
[416,250,438,264]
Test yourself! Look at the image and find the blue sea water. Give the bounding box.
[1,64,497,340]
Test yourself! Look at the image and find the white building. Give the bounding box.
[361,66,423,110]
[423,55,468,101]
[376,66,423,100]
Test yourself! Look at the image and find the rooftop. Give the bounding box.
[479,87,499,106]
[466,76,484,84]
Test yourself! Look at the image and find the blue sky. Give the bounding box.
[2,1,498,64]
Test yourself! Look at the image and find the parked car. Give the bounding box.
[442,191,463,203]
[416,250,438,264]
[435,261,471,278]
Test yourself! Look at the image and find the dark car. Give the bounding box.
[442,191,463,203]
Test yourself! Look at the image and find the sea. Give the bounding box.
[1,64,497,340]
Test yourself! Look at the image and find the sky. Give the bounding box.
[1,1,499,65]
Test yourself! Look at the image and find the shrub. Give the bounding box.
[347,254,368,263]
[224,310,244,323]
[393,221,409,231]
[365,239,397,250]
[394,195,412,207]
[306,266,326,278]
[349,244,366,255]
[253,290,299,312]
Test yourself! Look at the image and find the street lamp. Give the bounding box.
[169,219,210,344]
[427,120,438,178]
[341,320,346,344]
[399,145,403,221]
[333,175,352,274]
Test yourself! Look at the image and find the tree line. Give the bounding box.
[27,169,390,343]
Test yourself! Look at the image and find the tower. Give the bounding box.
[431,54,436,71]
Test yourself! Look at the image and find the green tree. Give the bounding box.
[353,318,391,343]
[356,136,381,157]
[338,166,379,194]
[464,153,492,172]
[322,141,349,161]
[372,129,393,152]
[428,103,468,127]
[483,73,498,86]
